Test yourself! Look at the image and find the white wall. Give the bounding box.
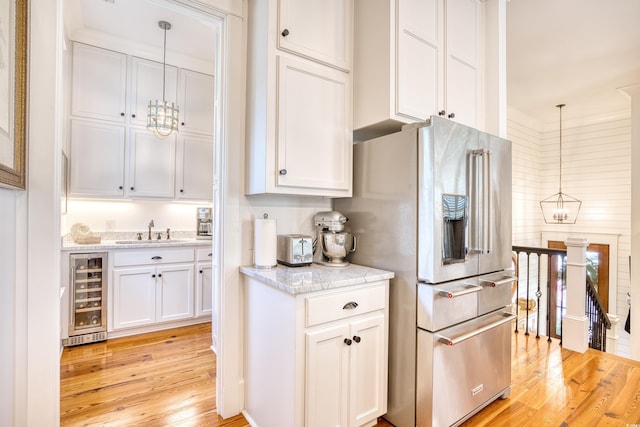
[509,107,544,246]
[0,189,18,426]
[508,107,633,357]
[63,199,211,235]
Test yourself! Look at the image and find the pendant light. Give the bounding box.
[147,20,179,137]
[539,104,582,224]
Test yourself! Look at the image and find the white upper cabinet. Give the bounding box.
[354,0,498,140]
[127,128,176,198]
[278,0,352,71]
[178,69,215,136]
[71,43,127,122]
[245,0,353,197]
[68,119,126,197]
[396,0,441,122]
[129,57,178,128]
[68,42,214,201]
[275,56,351,193]
[176,134,214,200]
[443,0,480,128]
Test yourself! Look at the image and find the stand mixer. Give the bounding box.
[313,211,357,266]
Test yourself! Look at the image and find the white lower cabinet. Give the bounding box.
[108,246,208,335]
[242,277,389,427]
[112,263,193,329]
[306,313,386,427]
[196,248,213,317]
[112,266,156,329]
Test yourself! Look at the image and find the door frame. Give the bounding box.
[541,231,620,317]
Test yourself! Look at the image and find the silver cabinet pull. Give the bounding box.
[342,301,358,310]
[438,285,482,299]
[481,276,516,288]
[437,313,516,346]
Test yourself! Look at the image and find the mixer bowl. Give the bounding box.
[320,231,355,265]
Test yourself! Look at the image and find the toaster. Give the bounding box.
[277,234,313,267]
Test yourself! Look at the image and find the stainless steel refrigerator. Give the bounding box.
[335,116,514,426]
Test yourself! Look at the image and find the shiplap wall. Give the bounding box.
[507,109,632,356]
[509,109,544,246]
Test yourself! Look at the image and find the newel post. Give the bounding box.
[563,237,590,353]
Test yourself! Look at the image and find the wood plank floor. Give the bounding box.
[60,323,640,426]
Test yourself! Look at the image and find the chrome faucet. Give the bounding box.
[148,219,155,240]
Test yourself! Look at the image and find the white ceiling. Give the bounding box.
[65,0,640,126]
[64,0,216,66]
[507,0,640,124]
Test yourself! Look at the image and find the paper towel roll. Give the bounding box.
[254,217,277,268]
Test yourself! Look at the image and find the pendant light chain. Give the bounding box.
[162,23,167,103]
[539,103,581,224]
[147,20,179,137]
[557,103,564,193]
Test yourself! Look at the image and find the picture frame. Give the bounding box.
[0,0,27,190]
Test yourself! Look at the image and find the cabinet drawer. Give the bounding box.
[196,247,213,261]
[113,248,194,267]
[305,283,386,327]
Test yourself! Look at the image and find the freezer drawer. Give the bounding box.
[416,311,515,427]
[477,272,516,316]
[417,272,515,332]
[417,279,480,332]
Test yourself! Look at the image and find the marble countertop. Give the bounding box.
[240,263,394,295]
[61,238,211,251]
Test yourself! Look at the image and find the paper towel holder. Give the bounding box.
[253,213,278,269]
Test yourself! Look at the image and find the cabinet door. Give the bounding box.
[444,0,480,128]
[349,313,387,426]
[129,57,178,127]
[176,134,213,200]
[278,0,352,71]
[127,128,176,198]
[276,56,351,193]
[69,119,125,197]
[112,267,156,329]
[156,264,194,322]
[178,69,215,136]
[71,43,127,122]
[196,262,213,317]
[397,0,442,121]
[305,323,350,427]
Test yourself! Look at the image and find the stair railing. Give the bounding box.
[512,245,611,351]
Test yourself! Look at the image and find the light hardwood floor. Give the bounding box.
[60,323,640,426]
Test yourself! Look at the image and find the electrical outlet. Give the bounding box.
[105,219,116,231]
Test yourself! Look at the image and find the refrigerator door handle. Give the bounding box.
[436,312,516,346]
[471,148,492,255]
[482,149,492,254]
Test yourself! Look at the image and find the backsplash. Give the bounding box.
[62,199,211,235]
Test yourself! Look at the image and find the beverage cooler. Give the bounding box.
[64,253,108,346]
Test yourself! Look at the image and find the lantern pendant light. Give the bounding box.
[539,104,582,224]
[147,20,179,137]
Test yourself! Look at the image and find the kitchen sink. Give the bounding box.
[114,239,186,244]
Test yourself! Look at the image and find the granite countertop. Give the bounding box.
[240,263,394,295]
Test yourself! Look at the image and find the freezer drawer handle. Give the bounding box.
[342,301,359,310]
[439,285,483,299]
[481,277,516,288]
[437,313,516,346]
